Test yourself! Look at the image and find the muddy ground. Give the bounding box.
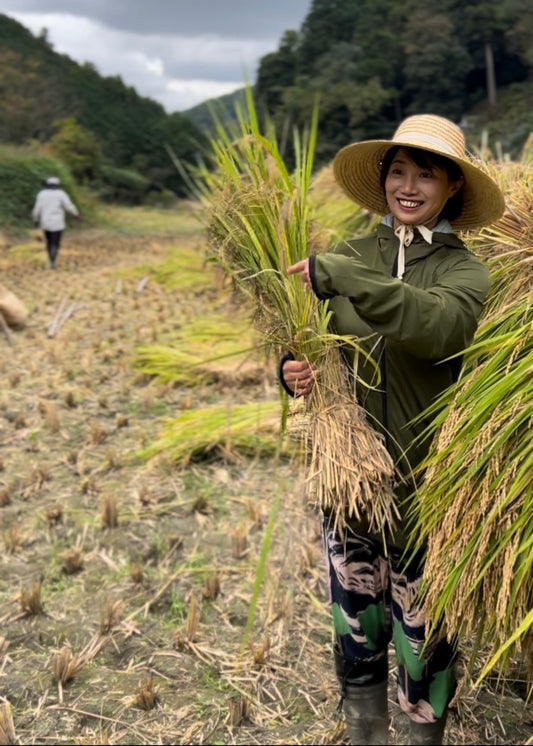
[0,208,531,745]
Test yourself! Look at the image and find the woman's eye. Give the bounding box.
[420,171,433,179]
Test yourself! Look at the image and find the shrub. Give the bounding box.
[95,165,151,205]
[0,145,77,228]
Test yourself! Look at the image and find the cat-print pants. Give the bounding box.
[323,519,458,723]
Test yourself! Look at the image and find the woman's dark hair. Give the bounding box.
[380,146,464,223]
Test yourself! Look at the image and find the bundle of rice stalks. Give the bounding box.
[408,155,533,685]
[186,89,396,535]
[133,313,262,387]
[472,157,533,314]
[139,400,287,467]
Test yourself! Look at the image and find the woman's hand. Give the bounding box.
[282,358,317,397]
[287,259,311,289]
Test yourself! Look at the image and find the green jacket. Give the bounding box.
[309,222,490,544]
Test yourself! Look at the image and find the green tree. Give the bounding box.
[401,9,473,119]
[256,31,300,114]
[49,117,101,182]
[297,0,359,73]
[504,0,533,70]
[454,0,517,109]
[0,48,66,142]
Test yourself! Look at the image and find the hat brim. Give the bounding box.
[333,140,505,231]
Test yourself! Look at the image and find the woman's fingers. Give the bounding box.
[287,259,307,275]
[282,359,317,396]
[287,258,311,287]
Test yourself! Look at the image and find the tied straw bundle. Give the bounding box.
[188,91,397,537]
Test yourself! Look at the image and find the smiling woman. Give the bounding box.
[284,113,505,745]
[382,147,464,229]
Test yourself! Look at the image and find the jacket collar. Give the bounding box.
[376,222,467,271]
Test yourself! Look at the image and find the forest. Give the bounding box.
[0,14,206,202]
[0,0,532,214]
[253,0,533,164]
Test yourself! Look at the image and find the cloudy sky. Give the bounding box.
[0,0,311,112]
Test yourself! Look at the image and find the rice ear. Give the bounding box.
[408,156,533,684]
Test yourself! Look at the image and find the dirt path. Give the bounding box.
[0,219,530,745]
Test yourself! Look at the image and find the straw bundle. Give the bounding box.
[140,401,284,466]
[409,152,533,683]
[0,283,28,329]
[192,92,396,535]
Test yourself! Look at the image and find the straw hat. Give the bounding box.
[333,114,505,230]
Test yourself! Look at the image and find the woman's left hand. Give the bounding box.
[287,259,311,289]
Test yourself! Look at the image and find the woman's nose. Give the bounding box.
[401,175,417,193]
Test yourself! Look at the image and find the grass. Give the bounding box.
[95,201,202,235]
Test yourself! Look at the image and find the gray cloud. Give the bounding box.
[0,0,310,39]
[0,1,311,111]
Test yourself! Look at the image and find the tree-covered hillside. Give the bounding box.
[252,0,533,164]
[0,14,207,197]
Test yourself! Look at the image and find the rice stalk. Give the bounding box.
[18,581,44,616]
[0,701,16,745]
[407,157,533,685]
[52,646,85,685]
[134,342,260,387]
[99,595,124,634]
[308,164,379,245]
[134,677,159,710]
[186,87,396,535]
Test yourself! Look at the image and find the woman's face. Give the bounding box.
[384,147,463,229]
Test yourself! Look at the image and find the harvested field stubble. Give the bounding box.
[0,213,530,745]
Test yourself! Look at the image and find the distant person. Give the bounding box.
[32,176,81,268]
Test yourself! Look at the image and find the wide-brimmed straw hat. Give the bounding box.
[333,114,505,230]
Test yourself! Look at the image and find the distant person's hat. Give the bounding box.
[333,114,505,230]
[46,176,61,186]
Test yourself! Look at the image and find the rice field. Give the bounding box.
[0,201,530,746]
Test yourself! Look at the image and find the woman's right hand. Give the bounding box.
[282,358,317,397]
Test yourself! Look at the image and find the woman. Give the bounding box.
[281,114,505,745]
[32,176,81,268]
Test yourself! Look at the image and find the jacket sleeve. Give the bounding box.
[61,192,79,217]
[309,252,490,360]
[31,194,42,223]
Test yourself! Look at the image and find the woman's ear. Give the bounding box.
[448,175,465,197]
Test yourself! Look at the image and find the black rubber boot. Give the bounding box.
[334,645,389,745]
[342,680,389,745]
[408,710,448,745]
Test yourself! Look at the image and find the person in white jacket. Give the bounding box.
[32,176,81,268]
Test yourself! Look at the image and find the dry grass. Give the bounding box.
[0,214,529,746]
[0,701,17,746]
